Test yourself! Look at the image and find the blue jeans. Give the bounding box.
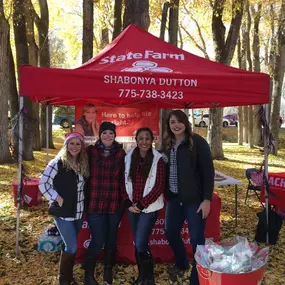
[165,198,205,285]
[128,210,158,253]
[86,210,124,258]
[54,217,83,254]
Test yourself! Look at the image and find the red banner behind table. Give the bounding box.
[75,104,160,143]
[75,193,221,264]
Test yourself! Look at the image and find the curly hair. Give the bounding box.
[56,141,89,178]
[161,110,193,152]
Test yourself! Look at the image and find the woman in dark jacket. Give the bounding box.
[39,132,89,285]
[161,110,214,285]
[84,122,126,285]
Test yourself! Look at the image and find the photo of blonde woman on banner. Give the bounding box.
[75,103,100,145]
[75,104,160,149]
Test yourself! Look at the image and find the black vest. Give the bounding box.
[49,160,79,218]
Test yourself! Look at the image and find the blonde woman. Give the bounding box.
[75,103,99,137]
[39,132,89,285]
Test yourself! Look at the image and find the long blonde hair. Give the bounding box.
[56,141,89,178]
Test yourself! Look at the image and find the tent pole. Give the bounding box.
[16,96,24,258]
[46,103,49,165]
[264,104,269,245]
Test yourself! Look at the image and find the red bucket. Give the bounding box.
[12,177,42,207]
[196,252,266,285]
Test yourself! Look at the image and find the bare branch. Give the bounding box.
[191,15,208,57]
[181,24,209,59]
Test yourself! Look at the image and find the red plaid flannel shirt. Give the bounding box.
[87,145,126,214]
[132,157,166,209]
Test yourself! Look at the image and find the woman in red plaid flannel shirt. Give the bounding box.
[123,127,166,285]
[84,122,126,285]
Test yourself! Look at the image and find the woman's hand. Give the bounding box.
[56,195,64,207]
[128,206,141,214]
[197,200,211,219]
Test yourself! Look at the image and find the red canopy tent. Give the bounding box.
[20,24,270,108]
[16,25,272,256]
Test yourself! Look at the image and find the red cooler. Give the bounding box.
[12,177,42,207]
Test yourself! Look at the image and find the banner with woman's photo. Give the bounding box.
[75,103,160,148]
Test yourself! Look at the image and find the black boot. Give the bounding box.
[84,256,99,285]
[103,249,116,285]
[139,251,155,285]
[132,249,143,285]
[58,251,74,285]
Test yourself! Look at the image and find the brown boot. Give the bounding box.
[58,251,75,285]
[103,249,116,285]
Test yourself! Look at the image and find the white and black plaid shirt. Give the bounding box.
[169,139,185,194]
[39,157,85,221]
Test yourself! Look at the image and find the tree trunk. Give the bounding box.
[0,4,13,163]
[40,104,53,149]
[251,2,262,146]
[168,0,179,46]
[101,28,109,49]
[245,0,253,148]
[13,0,34,160]
[240,12,249,145]
[8,41,18,119]
[237,38,243,145]
[237,107,243,145]
[207,109,224,159]
[242,106,248,144]
[82,0,93,63]
[160,2,170,41]
[248,106,253,148]
[270,0,285,155]
[36,0,54,149]
[25,0,41,151]
[123,0,150,31]
[112,0,122,40]
[210,0,244,159]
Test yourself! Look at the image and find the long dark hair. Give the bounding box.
[129,128,154,182]
[161,110,193,152]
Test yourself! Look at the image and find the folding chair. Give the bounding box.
[245,168,263,204]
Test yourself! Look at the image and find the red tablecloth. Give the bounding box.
[261,172,285,207]
[75,193,221,264]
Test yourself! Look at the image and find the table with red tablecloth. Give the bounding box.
[260,172,285,207]
[75,193,221,264]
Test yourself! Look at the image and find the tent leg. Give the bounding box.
[46,103,49,165]
[16,96,24,258]
[264,104,269,245]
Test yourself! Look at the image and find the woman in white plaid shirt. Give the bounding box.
[39,132,89,285]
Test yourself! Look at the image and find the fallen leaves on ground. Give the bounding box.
[0,129,285,285]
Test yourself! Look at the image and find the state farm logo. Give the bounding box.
[83,239,91,249]
[122,61,173,73]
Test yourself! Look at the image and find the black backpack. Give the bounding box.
[255,208,283,245]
